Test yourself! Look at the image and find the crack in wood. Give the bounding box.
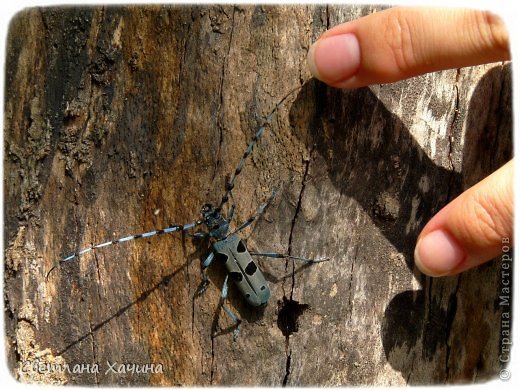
[346,243,358,324]
[210,335,215,384]
[325,5,330,30]
[282,349,291,386]
[280,149,313,386]
[446,69,461,203]
[287,150,312,299]
[447,70,460,172]
[490,63,509,172]
[87,306,99,385]
[214,6,236,179]
[444,277,461,382]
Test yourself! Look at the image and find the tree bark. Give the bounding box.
[4,5,512,385]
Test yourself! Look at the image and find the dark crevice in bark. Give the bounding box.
[282,349,291,386]
[214,7,237,179]
[346,242,358,324]
[87,306,99,385]
[444,277,461,382]
[445,69,461,216]
[287,151,312,298]
[325,5,330,29]
[210,335,215,384]
[282,148,312,385]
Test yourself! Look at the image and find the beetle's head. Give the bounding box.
[200,203,219,220]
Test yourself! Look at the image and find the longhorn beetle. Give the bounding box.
[49,86,329,338]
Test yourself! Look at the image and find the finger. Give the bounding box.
[414,160,513,277]
[307,7,510,88]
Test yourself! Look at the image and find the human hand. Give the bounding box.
[307,7,512,276]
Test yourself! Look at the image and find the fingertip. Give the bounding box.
[415,160,513,277]
[307,33,361,86]
[307,7,510,89]
[414,229,466,277]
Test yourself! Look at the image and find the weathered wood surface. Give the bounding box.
[4,5,512,386]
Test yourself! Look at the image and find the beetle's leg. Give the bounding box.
[195,271,209,297]
[250,252,329,263]
[186,231,209,239]
[214,274,241,340]
[226,190,277,237]
[195,251,215,297]
[202,251,215,268]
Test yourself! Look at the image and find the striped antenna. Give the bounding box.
[218,85,303,210]
[47,220,203,280]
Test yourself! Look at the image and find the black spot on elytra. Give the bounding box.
[245,261,257,275]
[229,271,243,282]
[236,240,246,253]
[215,253,228,264]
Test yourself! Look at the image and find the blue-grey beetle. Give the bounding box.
[213,234,271,307]
[49,86,329,337]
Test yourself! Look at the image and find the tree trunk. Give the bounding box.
[4,5,512,386]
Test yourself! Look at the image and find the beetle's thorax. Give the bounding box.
[200,203,229,240]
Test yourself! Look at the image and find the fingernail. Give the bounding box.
[414,230,465,276]
[307,33,361,84]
